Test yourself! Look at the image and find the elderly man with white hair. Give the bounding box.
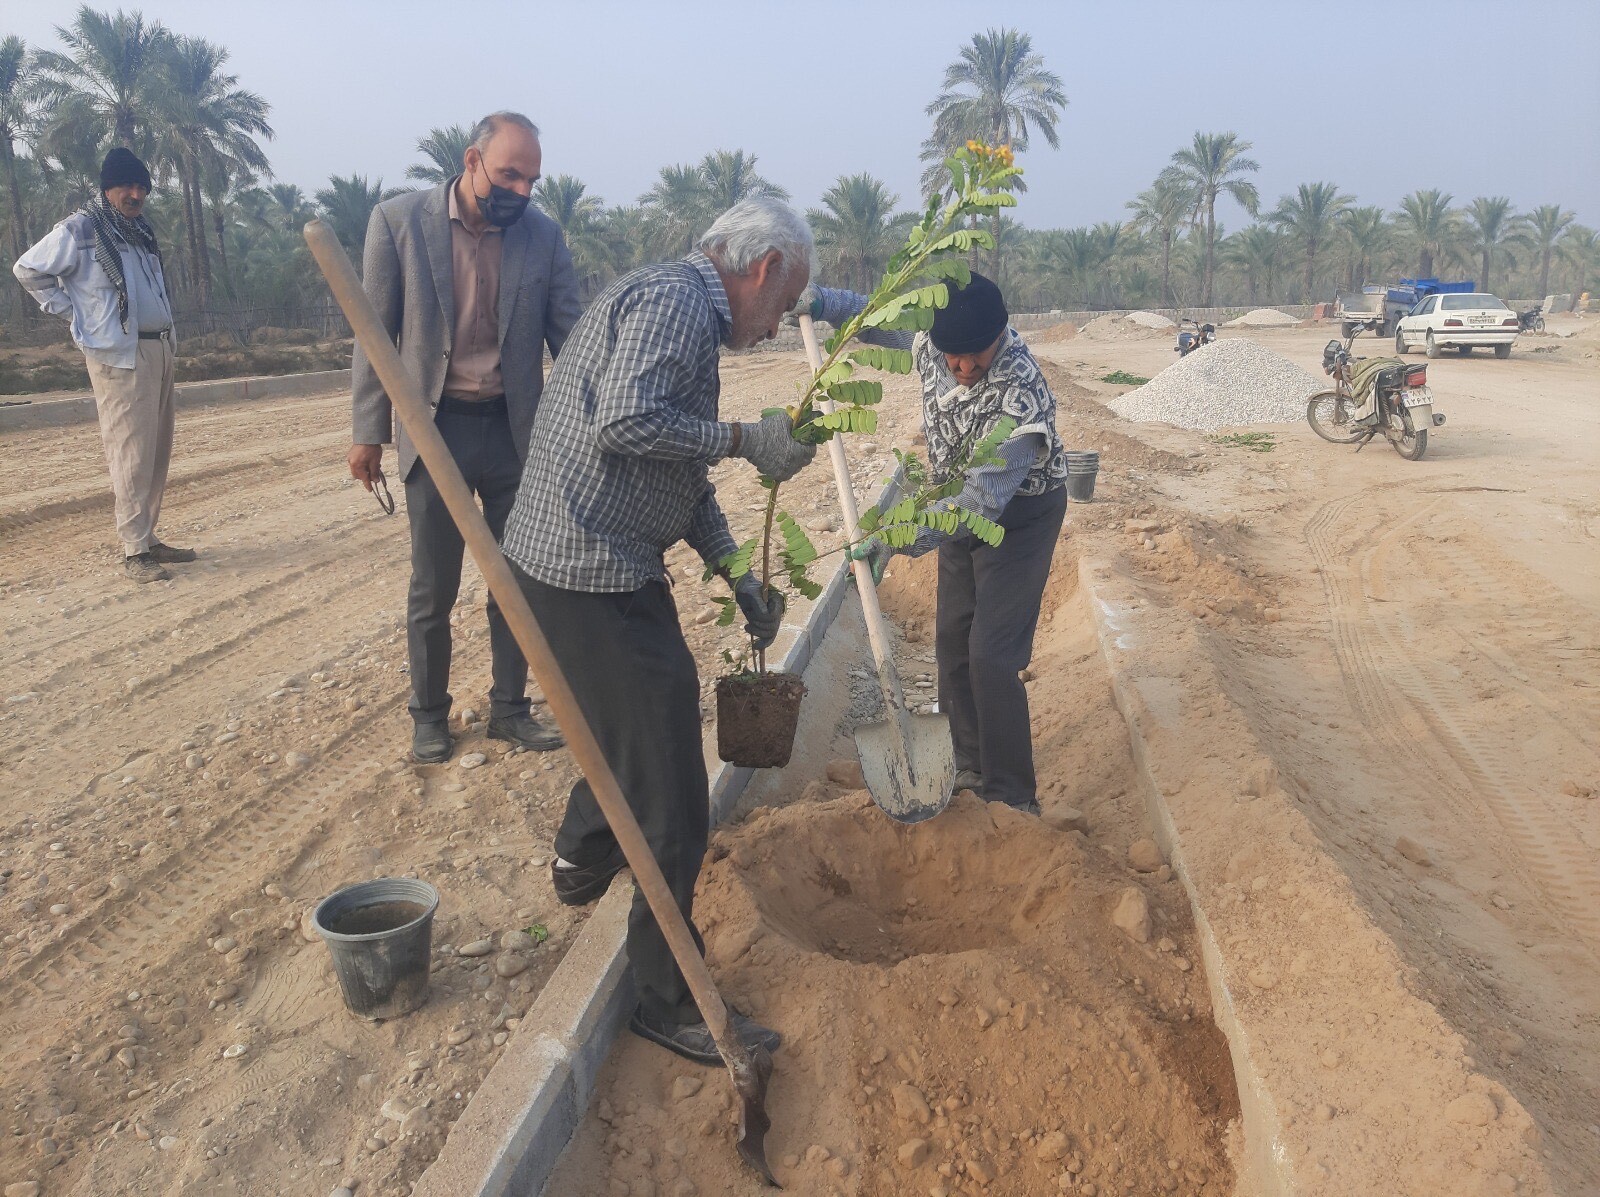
[500,197,815,1065]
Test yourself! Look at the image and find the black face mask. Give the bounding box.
[470,164,529,228]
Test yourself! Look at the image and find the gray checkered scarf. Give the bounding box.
[85,195,164,332]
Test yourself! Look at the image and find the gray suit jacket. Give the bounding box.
[350,180,583,480]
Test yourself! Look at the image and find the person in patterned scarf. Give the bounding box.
[14,147,193,583]
[793,273,1068,815]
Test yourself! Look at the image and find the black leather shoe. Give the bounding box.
[488,712,565,752]
[411,720,453,764]
[953,769,983,795]
[148,541,198,563]
[628,1005,782,1066]
[551,844,626,906]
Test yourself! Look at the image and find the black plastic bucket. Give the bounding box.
[313,877,439,1020]
[1064,451,1099,502]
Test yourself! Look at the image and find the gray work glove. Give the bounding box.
[733,573,786,649]
[848,535,895,585]
[779,284,821,328]
[733,410,816,482]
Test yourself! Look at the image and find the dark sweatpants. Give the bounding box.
[936,486,1068,809]
[403,397,530,726]
[515,570,709,1024]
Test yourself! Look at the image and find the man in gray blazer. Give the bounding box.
[348,110,581,763]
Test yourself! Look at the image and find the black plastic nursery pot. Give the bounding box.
[314,877,440,1020]
[716,672,807,768]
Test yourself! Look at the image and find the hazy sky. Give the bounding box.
[11,0,1600,232]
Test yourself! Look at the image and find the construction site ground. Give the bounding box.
[0,317,1594,1195]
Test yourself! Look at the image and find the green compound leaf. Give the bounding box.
[966,191,1019,210]
[916,257,973,288]
[812,360,853,391]
[815,408,877,435]
[826,379,884,407]
[882,523,920,549]
[959,510,1006,546]
[847,346,913,375]
[718,538,758,581]
[713,595,738,627]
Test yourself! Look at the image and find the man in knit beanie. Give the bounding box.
[14,146,195,583]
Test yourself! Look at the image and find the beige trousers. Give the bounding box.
[84,337,176,557]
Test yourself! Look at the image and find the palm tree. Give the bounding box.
[1462,197,1525,293]
[920,27,1066,275]
[315,174,402,261]
[533,174,612,296]
[1167,132,1259,305]
[155,35,273,305]
[1395,189,1455,278]
[267,182,313,229]
[407,124,471,185]
[1338,206,1391,288]
[1222,224,1284,304]
[808,173,911,293]
[1269,181,1351,301]
[1125,169,1195,306]
[698,149,786,211]
[1526,203,1575,298]
[35,7,173,148]
[639,163,710,257]
[1,36,47,259]
[1558,225,1597,302]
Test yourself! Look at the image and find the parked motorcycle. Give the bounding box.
[1175,318,1216,357]
[1519,305,1544,332]
[1306,319,1445,460]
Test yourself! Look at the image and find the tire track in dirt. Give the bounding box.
[0,695,402,1070]
[1306,494,1600,953]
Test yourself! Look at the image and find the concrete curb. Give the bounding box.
[414,559,856,1197]
[0,368,349,433]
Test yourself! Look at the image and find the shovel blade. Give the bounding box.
[855,712,954,824]
[731,1042,779,1187]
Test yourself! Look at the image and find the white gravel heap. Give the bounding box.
[1109,337,1325,431]
[1124,310,1176,329]
[1224,307,1298,328]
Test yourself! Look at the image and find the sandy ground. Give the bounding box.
[1,315,1596,1195]
[0,353,915,1197]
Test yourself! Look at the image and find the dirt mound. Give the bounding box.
[1026,320,1078,344]
[549,793,1239,1195]
[1079,314,1165,342]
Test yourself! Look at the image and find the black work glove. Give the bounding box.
[733,574,786,650]
[734,411,816,483]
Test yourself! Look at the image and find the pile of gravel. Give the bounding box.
[1080,314,1164,341]
[1108,337,1324,430]
[1124,310,1176,330]
[1224,307,1298,328]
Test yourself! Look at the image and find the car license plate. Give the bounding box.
[1401,386,1433,408]
[1469,316,1494,324]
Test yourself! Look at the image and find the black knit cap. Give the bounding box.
[100,147,152,192]
[930,271,1008,355]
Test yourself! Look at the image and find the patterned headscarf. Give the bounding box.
[84,194,164,332]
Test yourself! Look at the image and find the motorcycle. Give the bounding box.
[1306,319,1445,461]
[1519,305,1544,332]
[1175,318,1216,357]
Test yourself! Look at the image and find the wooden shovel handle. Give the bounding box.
[305,220,742,1054]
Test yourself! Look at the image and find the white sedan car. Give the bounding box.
[1396,292,1520,358]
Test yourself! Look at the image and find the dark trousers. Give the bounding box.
[404,398,529,725]
[936,487,1068,808]
[515,570,709,1024]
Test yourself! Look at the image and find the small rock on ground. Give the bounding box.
[825,758,867,789]
[1111,887,1151,943]
[1445,1092,1498,1126]
[1395,835,1433,866]
[1127,838,1164,872]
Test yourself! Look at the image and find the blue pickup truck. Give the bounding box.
[1335,278,1476,337]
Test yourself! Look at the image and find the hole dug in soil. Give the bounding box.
[552,792,1240,1196]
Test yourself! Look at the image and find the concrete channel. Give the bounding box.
[0,368,351,432]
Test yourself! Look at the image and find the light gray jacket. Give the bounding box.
[351,180,583,480]
[13,211,173,369]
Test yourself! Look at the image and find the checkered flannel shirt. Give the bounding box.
[501,251,740,592]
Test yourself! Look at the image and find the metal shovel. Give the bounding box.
[798,314,953,824]
[303,220,779,1187]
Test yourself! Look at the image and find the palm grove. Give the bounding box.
[3,12,1595,343]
